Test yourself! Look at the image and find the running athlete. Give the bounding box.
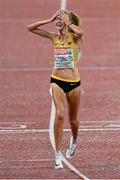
[27,10,83,169]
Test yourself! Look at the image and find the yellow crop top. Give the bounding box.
[53,32,81,69]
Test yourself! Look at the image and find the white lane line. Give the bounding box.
[60,0,67,10]
[0,122,35,124]
[49,89,90,180]
[0,159,53,163]
[0,127,120,134]
[0,67,51,71]
[0,66,120,72]
[82,121,120,123]
[0,124,26,130]
[0,120,119,125]
[109,124,120,127]
[49,94,56,150]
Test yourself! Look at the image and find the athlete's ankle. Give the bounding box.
[55,151,61,156]
[72,137,77,145]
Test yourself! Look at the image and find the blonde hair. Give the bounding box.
[69,11,84,44]
[69,12,80,27]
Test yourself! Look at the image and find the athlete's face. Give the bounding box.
[55,16,65,31]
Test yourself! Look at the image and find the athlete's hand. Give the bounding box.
[57,10,71,26]
[50,11,60,22]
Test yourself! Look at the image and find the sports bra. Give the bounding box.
[53,32,81,69]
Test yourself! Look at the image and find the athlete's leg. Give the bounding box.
[50,83,65,153]
[66,86,81,143]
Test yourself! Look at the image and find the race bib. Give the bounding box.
[54,48,74,69]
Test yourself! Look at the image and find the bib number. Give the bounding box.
[54,48,74,69]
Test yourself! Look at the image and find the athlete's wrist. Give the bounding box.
[49,18,54,23]
[67,21,72,26]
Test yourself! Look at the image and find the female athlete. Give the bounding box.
[27,10,83,169]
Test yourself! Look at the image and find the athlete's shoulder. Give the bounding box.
[52,33,60,42]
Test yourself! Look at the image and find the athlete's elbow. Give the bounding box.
[78,28,83,36]
[26,25,35,31]
[27,26,31,31]
[77,29,83,38]
[75,31,83,39]
[26,27,32,31]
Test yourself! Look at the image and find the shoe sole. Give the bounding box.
[55,163,63,169]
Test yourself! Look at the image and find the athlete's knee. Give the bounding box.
[70,119,79,127]
[56,109,64,120]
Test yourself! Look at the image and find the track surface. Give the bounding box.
[0,0,120,179]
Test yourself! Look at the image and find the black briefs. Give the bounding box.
[50,77,81,93]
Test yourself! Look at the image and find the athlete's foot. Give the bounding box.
[66,137,77,159]
[55,151,63,169]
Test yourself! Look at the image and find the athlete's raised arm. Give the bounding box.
[27,11,59,40]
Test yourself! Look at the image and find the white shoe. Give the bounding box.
[66,137,76,159]
[55,152,63,169]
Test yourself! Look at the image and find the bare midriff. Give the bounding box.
[51,66,80,81]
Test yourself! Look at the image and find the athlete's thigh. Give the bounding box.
[66,86,81,120]
[50,83,65,112]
